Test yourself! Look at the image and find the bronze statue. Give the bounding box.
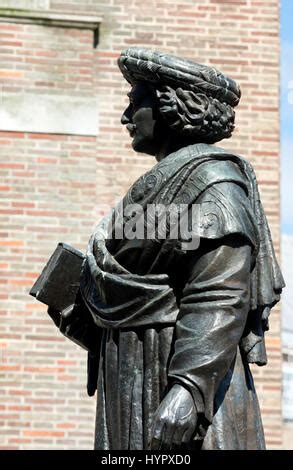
[31,48,285,450]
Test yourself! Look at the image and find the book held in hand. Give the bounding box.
[29,243,85,312]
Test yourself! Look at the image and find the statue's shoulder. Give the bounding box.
[183,145,258,248]
[187,144,250,193]
[194,181,258,249]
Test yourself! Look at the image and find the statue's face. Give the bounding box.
[121,82,161,156]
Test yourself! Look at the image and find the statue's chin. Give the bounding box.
[131,136,157,157]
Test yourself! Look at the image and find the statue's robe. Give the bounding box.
[66,143,284,450]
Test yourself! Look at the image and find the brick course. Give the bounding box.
[0,0,282,449]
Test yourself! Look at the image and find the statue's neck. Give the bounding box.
[155,135,193,162]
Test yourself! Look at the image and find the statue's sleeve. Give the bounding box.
[167,231,252,425]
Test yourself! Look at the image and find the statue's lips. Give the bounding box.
[126,124,137,137]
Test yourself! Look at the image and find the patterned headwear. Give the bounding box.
[118,47,241,107]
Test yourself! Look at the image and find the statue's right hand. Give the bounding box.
[149,384,197,450]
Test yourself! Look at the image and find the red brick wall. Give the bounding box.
[0,0,282,449]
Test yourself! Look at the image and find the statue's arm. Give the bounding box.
[150,236,252,449]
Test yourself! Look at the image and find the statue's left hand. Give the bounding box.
[149,383,197,450]
[47,305,74,333]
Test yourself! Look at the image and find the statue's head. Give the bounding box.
[118,48,241,156]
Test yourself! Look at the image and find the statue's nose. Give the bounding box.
[121,105,132,125]
[121,113,129,125]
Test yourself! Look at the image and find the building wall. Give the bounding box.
[0,0,282,449]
